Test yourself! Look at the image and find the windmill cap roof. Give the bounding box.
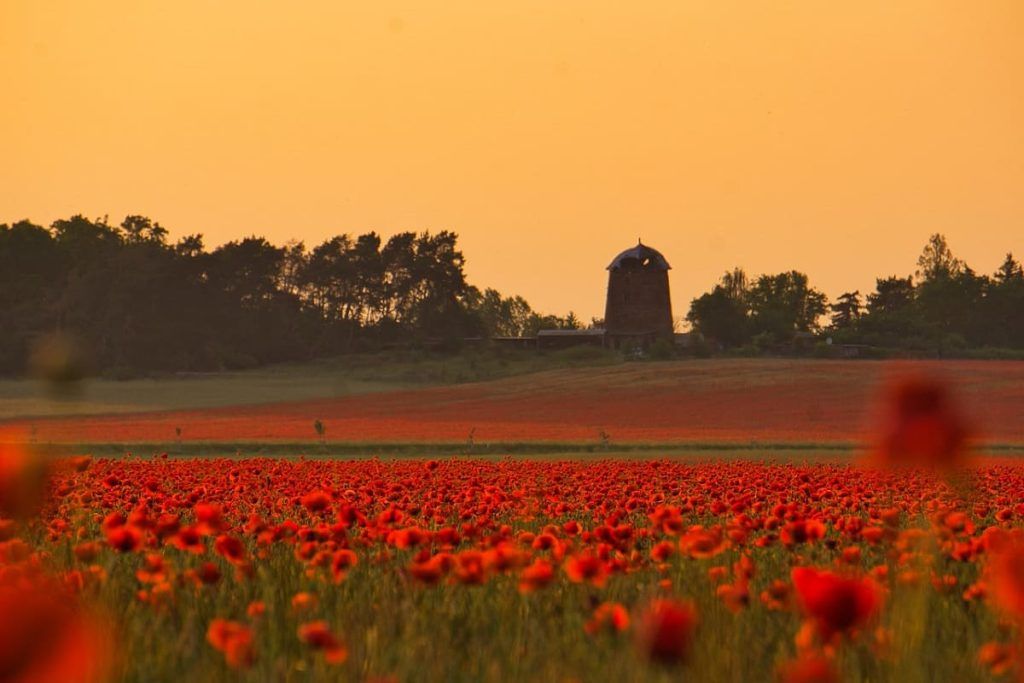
[607,242,671,270]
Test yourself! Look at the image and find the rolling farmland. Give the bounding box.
[5,359,1024,447]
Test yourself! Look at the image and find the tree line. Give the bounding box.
[0,215,578,376]
[686,234,1024,355]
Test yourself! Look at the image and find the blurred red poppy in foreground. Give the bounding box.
[984,529,1024,623]
[0,578,111,683]
[792,568,881,641]
[634,599,697,664]
[978,642,1017,678]
[874,377,970,467]
[0,432,50,520]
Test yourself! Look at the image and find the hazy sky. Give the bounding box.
[2,1,1021,321]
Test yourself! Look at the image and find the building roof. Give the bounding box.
[536,328,606,337]
[607,241,671,270]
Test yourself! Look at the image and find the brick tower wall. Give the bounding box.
[604,267,673,337]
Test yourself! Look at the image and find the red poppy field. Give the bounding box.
[7,359,1024,446]
[4,371,1024,682]
[7,453,1024,682]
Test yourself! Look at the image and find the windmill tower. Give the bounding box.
[603,240,673,347]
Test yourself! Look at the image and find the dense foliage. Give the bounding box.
[0,216,576,376]
[687,235,1024,355]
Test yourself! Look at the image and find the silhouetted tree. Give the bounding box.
[867,276,915,315]
[747,271,828,339]
[916,233,964,282]
[1,215,567,375]
[830,291,863,330]
[686,269,751,347]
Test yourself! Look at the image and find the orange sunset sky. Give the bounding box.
[1,1,1021,321]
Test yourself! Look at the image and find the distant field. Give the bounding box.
[0,347,619,420]
[4,358,1024,447]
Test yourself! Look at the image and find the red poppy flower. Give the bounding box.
[214,535,246,564]
[716,579,750,613]
[0,576,112,683]
[73,541,101,563]
[207,618,255,669]
[760,579,793,611]
[984,530,1024,622]
[791,567,881,640]
[136,553,170,584]
[388,527,427,549]
[564,553,609,587]
[102,511,126,531]
[298,621,347,664]
[291,592,318,613]
[634,599,697,664]
[331,549,358,582]
[651,540,675,563]
[777,653,839,683]
[518,559,555,593]
[978,642,1017,677]
[780,520,826,547]
[584,602,630,635]
[301,490,332,514]
[171,525,206,553]
[0,434,49,519]
[679,527,729,559]
[484,543,528,573]
[409,554,450,585]
[194,503,226,535]
[454,550,488,585]
[197,561,221,585]
[106,525,143,553]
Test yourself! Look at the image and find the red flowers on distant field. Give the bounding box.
[792,568,882,641]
